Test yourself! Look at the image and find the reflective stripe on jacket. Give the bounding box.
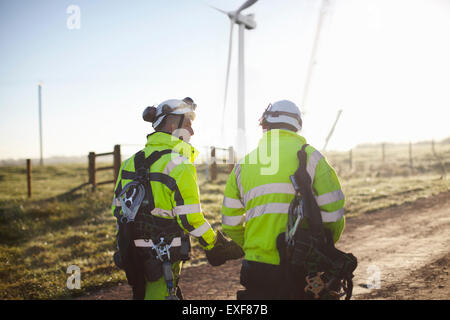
[222,129,345,265]
[112,132,216,250]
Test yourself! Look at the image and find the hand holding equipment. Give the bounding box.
[205,231,244,266]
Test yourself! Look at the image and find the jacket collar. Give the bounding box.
[145,132,199,163]
[259,129,307,146]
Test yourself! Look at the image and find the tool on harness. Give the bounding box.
[286,175,304,246]
[149,236,179,300]
[138,235,188,301]
[304,272,325,299]
[277,144,357,300]
[113,149,190,300]
[117,181,146,224]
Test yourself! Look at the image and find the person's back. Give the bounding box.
[112,98,243,300]
[117,131,209,236]
[222,100,346,299]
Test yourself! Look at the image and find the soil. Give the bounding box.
[77,191,450,300]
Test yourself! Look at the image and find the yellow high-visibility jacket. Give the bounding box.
[222,129,345,265]
[112,132,216,250]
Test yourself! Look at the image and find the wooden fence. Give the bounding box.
[209,146,236,181]
[24,145,121,197]
[334,140,447,178]
[88,144,121,189]
[22,140,447,197]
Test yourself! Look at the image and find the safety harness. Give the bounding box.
[113,149,190,300]
[277,144,358,300]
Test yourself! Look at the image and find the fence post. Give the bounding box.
[210,147,217,181]
[349,149,353,170]
[409,142,413,169]
[88,152,96,190]
[26,159,32,198]
[113,144,121,185]
[431,140,447,178]
[204,147,210,182]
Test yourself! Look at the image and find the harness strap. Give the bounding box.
[135,150,155,212]
[122,149,175,179]
[134,237,182,248]
[294,144,324,234]
[149,173,184,206]
[345,275,353,300]
[120,149,184,207]
[122,149,175,180]
[144,149,175,169]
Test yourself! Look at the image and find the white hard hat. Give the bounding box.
[142,97,196,129]
[259,100,302,131]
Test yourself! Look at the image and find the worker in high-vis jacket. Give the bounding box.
[222,100,346,300]
[112,97,243,300]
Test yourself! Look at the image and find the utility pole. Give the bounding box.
[38,83,43,166]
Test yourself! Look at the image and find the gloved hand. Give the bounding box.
[205,231,244,267]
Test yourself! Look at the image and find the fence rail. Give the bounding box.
[326,140,448,179]
[208,146,236,181]
[88,144,121,190]
[24,145,121,197]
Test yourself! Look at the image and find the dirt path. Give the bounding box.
[78,191,450,300]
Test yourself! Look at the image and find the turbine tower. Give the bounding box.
[211,0,258,157]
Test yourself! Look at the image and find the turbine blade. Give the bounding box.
[207,3,228,15]
[221,21,234,137]
[236,0,258,14]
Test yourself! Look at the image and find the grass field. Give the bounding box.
[0,142,449,299]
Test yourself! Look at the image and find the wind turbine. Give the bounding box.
[210,0,258,157]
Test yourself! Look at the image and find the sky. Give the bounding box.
[0,0,449,161]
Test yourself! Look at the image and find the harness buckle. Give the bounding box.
[153,237,172,262]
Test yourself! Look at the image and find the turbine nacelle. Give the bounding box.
[229,12,256,30]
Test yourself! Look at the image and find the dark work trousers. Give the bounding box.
[237,259,311,300]
[237,260,288,300]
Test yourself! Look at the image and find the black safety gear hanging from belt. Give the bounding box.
[277,144,357,300]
